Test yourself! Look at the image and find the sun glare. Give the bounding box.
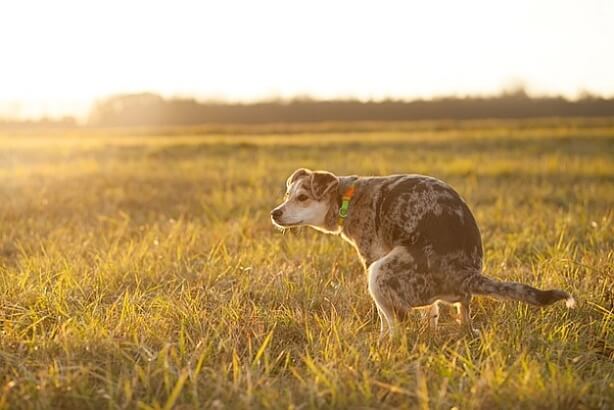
[0,0,612,118]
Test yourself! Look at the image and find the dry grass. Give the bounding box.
[0,119,612,409]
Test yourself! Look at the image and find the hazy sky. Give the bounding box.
[1,0,612,118]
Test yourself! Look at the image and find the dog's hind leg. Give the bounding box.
[368,252,402,340]
[368,246,431,340]
[428,303,440,330]
[457,296,479,337]
[375,304,393,341]
[420,303,440,331]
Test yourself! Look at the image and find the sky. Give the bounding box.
[0,0,612,119]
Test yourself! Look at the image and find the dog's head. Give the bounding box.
[271,168,339,231]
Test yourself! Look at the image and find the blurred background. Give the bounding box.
[1,0,613,126]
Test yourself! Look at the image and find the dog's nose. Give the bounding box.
[271,209,283,219]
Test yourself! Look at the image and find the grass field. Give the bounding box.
[0,119,612,409]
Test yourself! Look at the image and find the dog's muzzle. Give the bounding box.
[270,208,283,224]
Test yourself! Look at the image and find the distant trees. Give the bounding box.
[88,92,614,127]
[0,116,77,128]
[4,92,613,129]
[89,93,166,127]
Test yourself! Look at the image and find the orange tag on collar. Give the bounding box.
[338,184,356,226]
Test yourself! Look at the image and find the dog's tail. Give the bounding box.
[469,274,576,308]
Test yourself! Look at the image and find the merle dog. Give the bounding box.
[271,168,575,338]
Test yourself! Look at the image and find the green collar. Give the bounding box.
[337,184,356,227]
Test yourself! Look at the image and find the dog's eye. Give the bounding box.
[297,194,309,201]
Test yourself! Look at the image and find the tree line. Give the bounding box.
[88,91,614,126]
[2,90,613,128]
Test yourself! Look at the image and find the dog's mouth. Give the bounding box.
[271,217,303,229]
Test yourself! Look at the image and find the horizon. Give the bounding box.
[4,87,612,121]
[1,0,613,120]
[2,87,611,123]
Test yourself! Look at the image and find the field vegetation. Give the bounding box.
[0,118,612,409]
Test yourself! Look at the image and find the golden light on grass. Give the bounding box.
[0,119,612,408]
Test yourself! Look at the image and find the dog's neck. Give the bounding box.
[317,176,360,234]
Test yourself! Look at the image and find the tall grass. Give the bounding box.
[0,119,612,409]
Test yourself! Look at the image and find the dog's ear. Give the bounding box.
[310,171,339,199]
[287,168,311,188]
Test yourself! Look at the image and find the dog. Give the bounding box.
[271,168,575,339]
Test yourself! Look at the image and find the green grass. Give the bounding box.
[0,118,612,409]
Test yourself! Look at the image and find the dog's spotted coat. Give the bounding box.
[271,169,575,338]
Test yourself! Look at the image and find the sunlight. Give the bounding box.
[0,0,612,118]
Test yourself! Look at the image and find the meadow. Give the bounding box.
[0,118,612,409]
